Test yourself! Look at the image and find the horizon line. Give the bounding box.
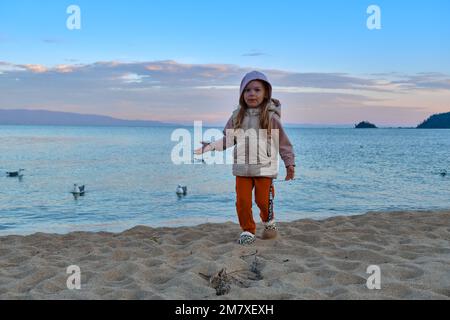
[0,107,442,128]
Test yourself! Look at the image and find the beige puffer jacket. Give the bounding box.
[212,99,296,179]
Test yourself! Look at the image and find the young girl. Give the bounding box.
[194,71,296,245]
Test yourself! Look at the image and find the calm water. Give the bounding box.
[1,125,449,235]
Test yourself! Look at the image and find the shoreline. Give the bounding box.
[2,208,450,238]
[1,210,449,299]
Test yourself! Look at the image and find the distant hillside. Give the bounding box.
[417,112,450,129]
[0,109,177,127]
[355,121,377,129]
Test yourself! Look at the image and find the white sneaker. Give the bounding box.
[263,219,278,231]
[238,231,256,245]
[262,220,278,239]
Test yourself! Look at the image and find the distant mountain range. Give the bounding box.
[0,109,178,127]
[2,109,449,129]
[0,109,352,128]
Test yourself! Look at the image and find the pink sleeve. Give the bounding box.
[271,115,296,167]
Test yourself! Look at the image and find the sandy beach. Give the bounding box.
[0,210,449,300]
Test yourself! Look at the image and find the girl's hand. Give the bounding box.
[285,165,295,181]
[194,141,211,155]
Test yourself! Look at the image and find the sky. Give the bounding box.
[1,0,450,126]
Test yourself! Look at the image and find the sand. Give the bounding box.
[0,210,449,300]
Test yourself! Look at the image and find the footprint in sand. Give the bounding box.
[331,249,390,264]
[291,233,321,244]
[432,287,450,298]
[142,270,173,285]
[327,259,361,271]
[142,258,165,268]
[334,272,366,286]
[13,269,58,294]
[389,264,424,280]
[37,278,66,294]
[328,287,349,298]
[0,248,12,257]
[397,251,420,260]
[298,223,321,232]
[112,250,130,261]
[381,282,414,298]
[312,269,338,279]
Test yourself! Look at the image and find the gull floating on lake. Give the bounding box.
[71,184,86,196]
[176,185,187,196]
[6,169,24,177]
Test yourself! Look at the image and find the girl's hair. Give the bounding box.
[235,80,278,136]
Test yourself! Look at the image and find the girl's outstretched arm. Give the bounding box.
[194,116,235,154]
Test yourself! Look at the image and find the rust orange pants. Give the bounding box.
[235,176,275,235]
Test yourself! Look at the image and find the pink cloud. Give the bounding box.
[22,64,48,73]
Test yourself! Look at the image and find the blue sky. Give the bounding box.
[2,0,450,73]
[1,0,450,125]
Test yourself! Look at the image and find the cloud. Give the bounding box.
[54,65,75,73]
[0,59,449,125]
[390,73,450,91]
[42,38,64,44]
[272,72,379,90]
[0,62,24,73]
[242,51,267,57]
[21,64,49,73]
[117,73,149,83]
[2,60,431,91]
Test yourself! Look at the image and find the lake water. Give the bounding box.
[1,125,449,235]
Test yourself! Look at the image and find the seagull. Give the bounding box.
[176,185,187,196]
[6,169,24,177]
[71,184,86,196]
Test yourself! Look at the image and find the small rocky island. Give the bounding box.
[417,112,450,129]
[355,121,377,129]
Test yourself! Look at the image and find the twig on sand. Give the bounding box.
[198,268,247,280]
[250,256,263,280]
[209,268,232,296]
[198,251,265,295]
[198,272,211,281]
[199,267,253,296]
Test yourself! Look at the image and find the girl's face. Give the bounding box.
[243,80,267,108]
